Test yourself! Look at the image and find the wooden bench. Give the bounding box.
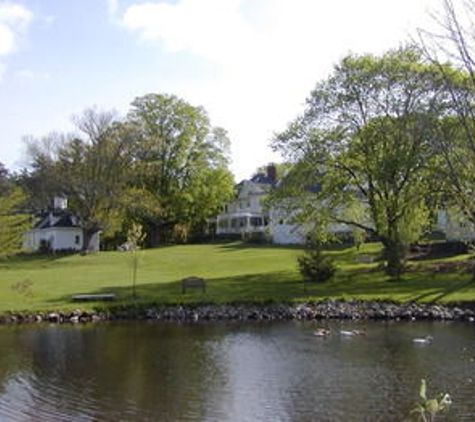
[72,294,116,302]
[181,276,206,294]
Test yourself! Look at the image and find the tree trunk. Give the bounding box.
[148,224,160,248]
[146,221,179,247]
[82,230,97,252]
[382,238,406,281]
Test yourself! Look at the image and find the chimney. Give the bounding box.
[53,196,68,211]
[267,165,277,182]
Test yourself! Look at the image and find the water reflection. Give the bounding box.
[0,321,473,421]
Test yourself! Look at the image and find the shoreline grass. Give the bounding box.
[1,242,475,314]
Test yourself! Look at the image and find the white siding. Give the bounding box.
[51,228,83,251]
[271,222,307,244]
[444,210,475,242]
[23,227,99,252]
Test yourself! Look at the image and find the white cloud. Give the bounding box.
[121,0,435,179]
[107,0,119,16]
[0,2,33,82]
[15,69,51,81]
[123,0,254,63]
[0,3,32,54]
[0,3,32,27]
[0,23,14,55]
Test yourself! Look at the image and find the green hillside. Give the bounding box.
[0,242,474,313]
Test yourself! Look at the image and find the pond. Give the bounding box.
[0,320,473,421]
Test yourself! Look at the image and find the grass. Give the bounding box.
[1,241,475,313]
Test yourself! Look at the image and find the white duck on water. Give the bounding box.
[340,329,366,337]
[314,328,331,337]
[412,335,433,345]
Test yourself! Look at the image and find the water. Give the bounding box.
[0,321,473,421]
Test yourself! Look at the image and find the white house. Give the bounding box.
[23,197,100,253]
[216,168,276,239]
[269,206,308,244]
[437,209,475,242]
[215,167,351,244]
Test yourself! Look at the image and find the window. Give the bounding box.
[75,235,80,245]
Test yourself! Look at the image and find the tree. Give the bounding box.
[0,164,30,257]
[20,133,66,211]
[0,163,30,257]
[0,162,9,191]
[24,109,136,251]
[126,222,145,299]
[126,93,234,245]
[418,0,475,255]
[272,48,449,279]
[56,111,136,251]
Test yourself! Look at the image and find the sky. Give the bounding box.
[0,0,439,181]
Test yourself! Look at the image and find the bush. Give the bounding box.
[38,239,52,254]
[297,248,336,283]
[242,232,269,244]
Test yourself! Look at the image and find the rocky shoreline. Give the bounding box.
[1,300,475,324]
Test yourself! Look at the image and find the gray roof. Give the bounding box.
[34,212,80,229]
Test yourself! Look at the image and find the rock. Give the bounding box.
[91,314,102,323]
[2,300,475,324]
[47,313,61,323]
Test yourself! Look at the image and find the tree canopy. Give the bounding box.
[126,93,234,245]
[22,94,234,248]
[272,48,454,278]
[0,165,30,257]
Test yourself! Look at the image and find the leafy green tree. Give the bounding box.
[56,111,136,251]
[272,48,449,279]
[21,95,234,249]
[126,93,234,245]
[0,186,30,257]
[24,110,136,251]
[0,163,31,257]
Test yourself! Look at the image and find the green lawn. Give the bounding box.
[1,242,475,313]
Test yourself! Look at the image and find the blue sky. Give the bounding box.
[1,0,437,180]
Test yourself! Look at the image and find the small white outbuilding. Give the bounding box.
[23,197,100,253]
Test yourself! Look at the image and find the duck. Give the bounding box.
[340,329,366,336]
[314,328,331,337]
[412,335,433,345]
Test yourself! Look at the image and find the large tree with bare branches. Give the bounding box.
[25,109,136,251]
[418,0,475,240]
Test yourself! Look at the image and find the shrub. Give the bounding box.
[242,232,269,244]
[297,248,336,283]
[38,239,52,254]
